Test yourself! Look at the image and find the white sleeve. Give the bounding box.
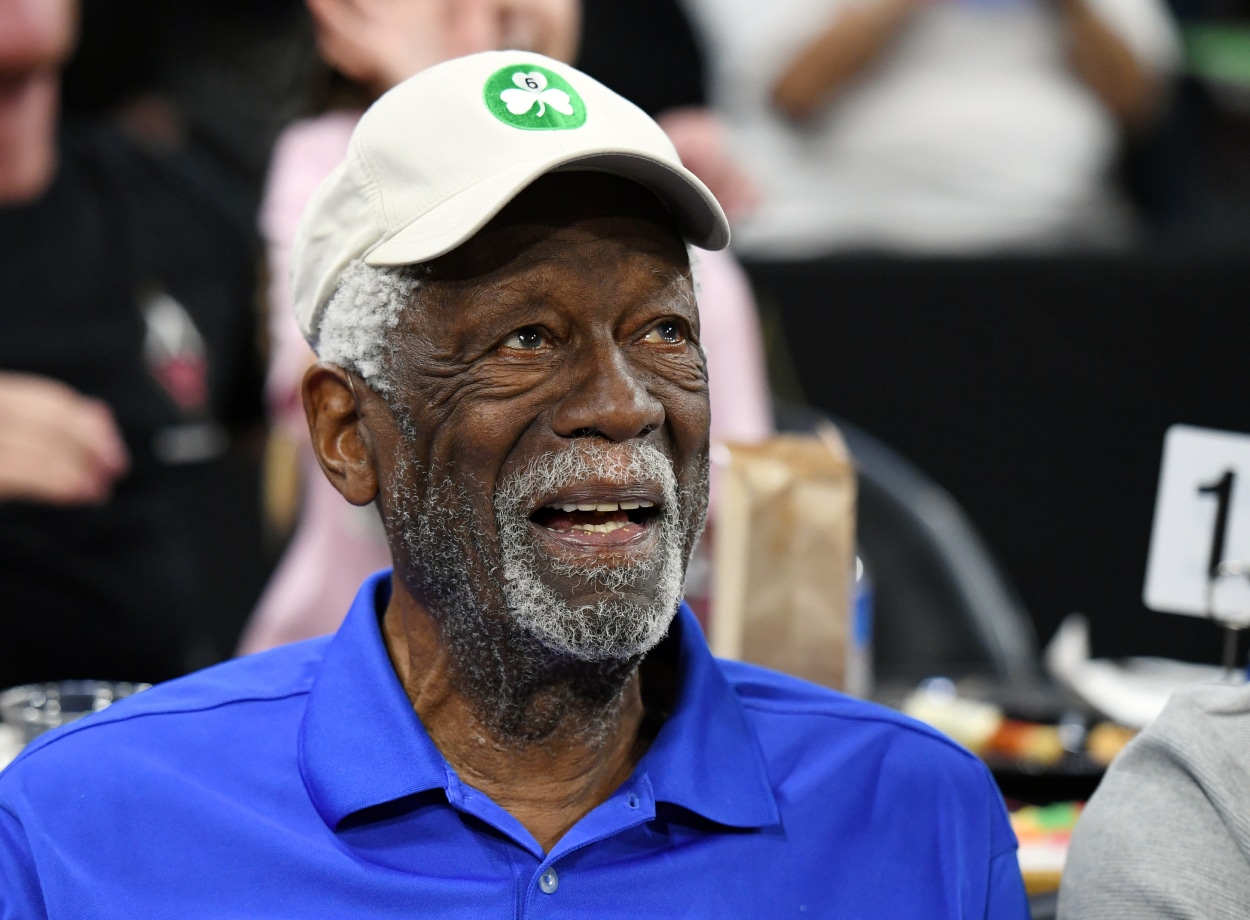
[1080,0,1184,73]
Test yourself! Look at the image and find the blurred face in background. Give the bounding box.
[307,0,580,100]
[0,0,77,77]
[495,0,579,63]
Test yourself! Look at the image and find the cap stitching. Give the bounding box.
[352,137,390,233]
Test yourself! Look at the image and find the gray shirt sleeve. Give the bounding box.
[1058,682,1250,920]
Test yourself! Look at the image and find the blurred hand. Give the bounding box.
[771,0,924,120]
[307,0,497,95]
[307,0,580,96]
[496,0,580,63]
[657,107,759,222]
[0,372,130,506]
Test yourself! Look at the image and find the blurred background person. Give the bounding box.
[681,0,1182,257]
[238,0,772,654]
[1058,680,1250,920]
[0,0,264,685]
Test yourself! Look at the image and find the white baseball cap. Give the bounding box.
[292,50,731,343]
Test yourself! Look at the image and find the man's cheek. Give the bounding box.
[671,404,712,464]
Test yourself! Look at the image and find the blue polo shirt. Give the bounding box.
[0,572,1027,918]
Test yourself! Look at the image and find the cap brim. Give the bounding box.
[363,148,730,268]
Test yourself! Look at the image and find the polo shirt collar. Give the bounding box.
[299,570,779,832]
[638,608,780,829]
[299,572,450,829]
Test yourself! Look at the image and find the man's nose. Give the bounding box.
[551,342,664,442]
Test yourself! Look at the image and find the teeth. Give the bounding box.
[571,520,629,534]
[545,499,657,512]
[546,521,632,534]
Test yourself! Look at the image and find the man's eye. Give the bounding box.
[643,321,685,345]
[502,327,546,349]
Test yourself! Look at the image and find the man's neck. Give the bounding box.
[0,72,59,205]
[382,581,651,853]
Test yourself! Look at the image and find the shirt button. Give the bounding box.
[539,867,559,894]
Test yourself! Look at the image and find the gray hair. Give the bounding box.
[313,259,427,394]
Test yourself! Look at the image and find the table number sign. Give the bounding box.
[1144,424,1250,627]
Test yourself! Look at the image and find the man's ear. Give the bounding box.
[302,363,384,506]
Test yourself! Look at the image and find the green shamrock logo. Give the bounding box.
[483,65,586,131]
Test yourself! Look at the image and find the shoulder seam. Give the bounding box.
[7,688,312,769]
[738,697,981,762]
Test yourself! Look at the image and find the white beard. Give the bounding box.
[386,430,704,743]
[493,441,686,661]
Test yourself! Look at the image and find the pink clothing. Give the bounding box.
[697,249,773,448]
[258,112,361,442]
[237,113,391,657]
[238,112,772,655]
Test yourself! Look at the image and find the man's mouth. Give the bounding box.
[529,498,660,546]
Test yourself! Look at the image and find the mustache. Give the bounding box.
[492,440,687,662]
[494,441,680,518]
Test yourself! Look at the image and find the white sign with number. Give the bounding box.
[1144,425,1250,624]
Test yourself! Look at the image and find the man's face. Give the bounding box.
[377,173,709,670]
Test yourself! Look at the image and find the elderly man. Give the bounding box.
[0,53,1028,917]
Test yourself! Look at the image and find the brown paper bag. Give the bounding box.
[708,427,858,691]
